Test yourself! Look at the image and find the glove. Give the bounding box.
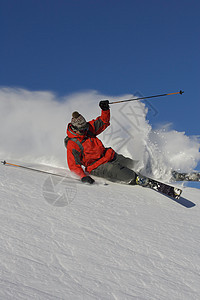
[99,100,110,111]
[81,176,95,184]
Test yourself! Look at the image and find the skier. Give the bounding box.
[65,100,200,191]
[65,100,140,185]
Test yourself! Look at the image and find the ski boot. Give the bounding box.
[135,175,150,187]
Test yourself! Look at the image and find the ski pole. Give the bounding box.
[1,160,66,178]
[1,160,106,185]
[109,90,184,105]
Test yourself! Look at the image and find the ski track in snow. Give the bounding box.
[0,165,200,300]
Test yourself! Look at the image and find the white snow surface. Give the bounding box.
[0,88,200,299]
[0,163,200,300]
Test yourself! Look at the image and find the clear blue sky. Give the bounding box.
[1,0,200,135]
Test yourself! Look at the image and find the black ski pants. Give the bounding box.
[90,153,138,184]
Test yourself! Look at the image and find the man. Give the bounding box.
[65,100,139,185]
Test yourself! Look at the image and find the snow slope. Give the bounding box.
[1,88,200,299]
[1,163,200,300]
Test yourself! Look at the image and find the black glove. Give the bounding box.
[99,100,110,111]
[81,176,95,184]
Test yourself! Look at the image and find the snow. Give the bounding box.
[0,88,200,299]
[1,163,200,300]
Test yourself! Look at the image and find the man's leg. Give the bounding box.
[90,158,137,184]
[114,153,139,170]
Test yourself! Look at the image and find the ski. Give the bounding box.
[136,175,182,199]
[172,171,200,182]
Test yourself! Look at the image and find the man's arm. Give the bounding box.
[67,141,95,184]
[67,142,86,178]
[89,100,110,135]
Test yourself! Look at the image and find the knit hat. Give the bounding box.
[71,111,88,131]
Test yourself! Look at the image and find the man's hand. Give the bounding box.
[99,100,110,111]
[81,176,95,184]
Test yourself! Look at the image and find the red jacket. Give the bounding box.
[66,109,115,178]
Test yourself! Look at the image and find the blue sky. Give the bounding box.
[1,0,200,136]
